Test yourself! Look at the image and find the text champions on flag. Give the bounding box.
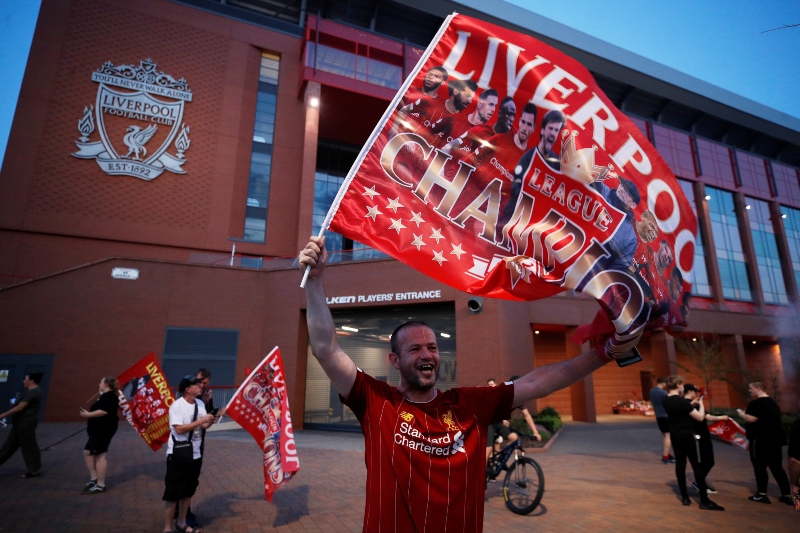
[116,352,175,451]
[226,347,300,501]
[325,13,697,352]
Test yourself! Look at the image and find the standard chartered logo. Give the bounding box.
[395,421,465,456]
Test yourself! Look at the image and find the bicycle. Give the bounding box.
[485,433,545,515]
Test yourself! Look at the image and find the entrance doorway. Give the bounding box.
[0,354,54,421]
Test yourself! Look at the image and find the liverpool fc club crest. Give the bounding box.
[72,58,192,181]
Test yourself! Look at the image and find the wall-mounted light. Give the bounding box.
[704,195,711,201]
[440,332,450,338]
[745,204,751,210]
[692,337,697,342]
[309,96,320,108]
[752,340,756,344]
[341,325,358,332]
[534,330,540,334]
[782,214,787,219]
[468,297,483,314]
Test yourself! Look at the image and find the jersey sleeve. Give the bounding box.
[456,383,515,426]
[341,369,382,421]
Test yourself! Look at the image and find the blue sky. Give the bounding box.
[1,1,799,168]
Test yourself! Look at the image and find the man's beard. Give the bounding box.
[423,80,441,92]
[401,366,439,391]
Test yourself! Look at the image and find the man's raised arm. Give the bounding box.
[299,236,358,399]
[512,349,612,406]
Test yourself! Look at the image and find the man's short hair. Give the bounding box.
[390,320,432,354]
[521,102,537,118]
[27,371,43,384]
[499,95,514,107]
[428,66,448,79]
[656,376,667,384]
[487,378,496,384]
[540,109,565,129]
[195,368,211,379]
[618,177,641,206]
[666,375,684,391]
[479,88,498,100]
[448,78,478,96]
[749,381,766,392]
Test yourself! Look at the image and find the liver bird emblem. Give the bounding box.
[123,124,158,160]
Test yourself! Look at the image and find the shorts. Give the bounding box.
[163,455,203,502]
[487,423,516,446]
[656,417,670,434]
[85,429,116,455]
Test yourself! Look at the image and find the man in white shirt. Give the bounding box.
[162,375,214,533]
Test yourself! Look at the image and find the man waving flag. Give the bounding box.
[309,13,697,363]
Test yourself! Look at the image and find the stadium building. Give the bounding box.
[1,0,799,425]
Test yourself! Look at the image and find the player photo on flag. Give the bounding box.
[225,347,300,501]
[116,352,175,451]
[315,13,698,361]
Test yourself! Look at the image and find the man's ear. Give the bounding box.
[388,352,401,370]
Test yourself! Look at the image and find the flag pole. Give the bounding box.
[224,346,279,413]
[300,12,459,288]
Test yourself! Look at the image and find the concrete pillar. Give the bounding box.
[650,329,677,377]
[566,327,596,422]
[296,81,321,252]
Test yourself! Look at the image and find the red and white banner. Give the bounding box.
[323,14,697,350]
[708,419,749,450]
[225,347,300,501]
[116,352,175,451]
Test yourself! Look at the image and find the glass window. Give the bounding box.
[706,186,752,300]
[746,198,787,303]
[244,53,280,243]
[303,303,456,430]
[678,180,711,296]
[306,42,403,89]
[313,140,388,262]
[696,138,736,189]
[652,124,696,179]
[781,205,800,293]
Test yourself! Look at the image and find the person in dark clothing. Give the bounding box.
[737,381,793,505]
[683,383,729,493]
[663,375,724,510]
[649,376,674,464]
[79,376,120,493]
[0,372,44,477]
[788,415,800,510]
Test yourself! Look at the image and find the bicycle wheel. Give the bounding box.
[502,456,544,515]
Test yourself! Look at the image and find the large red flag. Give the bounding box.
[116,352,175,451]
[225,347,300,501]
[323,13,697,359]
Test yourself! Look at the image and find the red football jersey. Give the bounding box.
[430,113,479,150]
[343,370,514,533]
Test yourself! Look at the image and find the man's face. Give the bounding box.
[487,380,497,387]
[23,375,32,388]
[196,374,210,391]
[657,241,674,270]
[638,216,658,242]
[391,325,440,391]
[517,112,535,143]
[423,69,445,92]
[186,382,202,397]
[685,390,696,400]
[748,385,760,398]
[616,185,637,210]
[476,95,498,123]
[669,274,682,302]
[453,87,475,111]
[539,121,563,153]
[495,101,516,133]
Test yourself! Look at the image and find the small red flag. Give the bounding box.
[226,347,300,501]
[708,419,749,450]
[116,352,175,451]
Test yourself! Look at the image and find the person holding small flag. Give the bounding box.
[79,375,120,494]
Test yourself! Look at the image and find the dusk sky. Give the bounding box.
[1,1,799,168]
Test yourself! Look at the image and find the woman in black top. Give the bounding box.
[663,375,723,510]
[79,376,120,494]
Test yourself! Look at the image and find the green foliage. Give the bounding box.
[538,406,560,418]
[532,406,563,433]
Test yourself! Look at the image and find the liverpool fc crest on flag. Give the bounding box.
[72,58,192,181]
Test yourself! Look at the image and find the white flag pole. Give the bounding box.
[300,12,459,288]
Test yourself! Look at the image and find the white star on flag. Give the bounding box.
[409,211,425,227]
[363,186,380,199]
[450,243,465,259]
[389,218,406,234]
[432,250,448,266]
[430,228,445,243]
[411,234,426,251]
[365,205,382,221]
[386,197,404,212]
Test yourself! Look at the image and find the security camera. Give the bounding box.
[468,297,483,314]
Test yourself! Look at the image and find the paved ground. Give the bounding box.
[0,416,797,532]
